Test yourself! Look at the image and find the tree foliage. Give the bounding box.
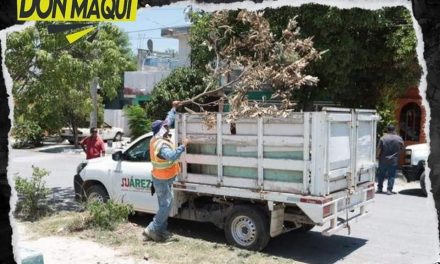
[267,5,420,109]
[5,22,135,145]
[123,105,151,140]
[14,167,50,221]
[145,67,208,121]
[189,5,421,125]
[11,117,43,148]
[185,10,323,122]
[189,12,215,71]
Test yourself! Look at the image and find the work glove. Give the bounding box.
[150,184,155,196]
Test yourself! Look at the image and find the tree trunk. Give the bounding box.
[72,122,79,148]
[411,0,440,253]
[90,77,98,128]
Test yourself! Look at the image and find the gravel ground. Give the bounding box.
[14,223,150,264]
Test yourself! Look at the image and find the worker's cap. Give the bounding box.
[152,120,163,135]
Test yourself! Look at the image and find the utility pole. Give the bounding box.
[90,77,98,128]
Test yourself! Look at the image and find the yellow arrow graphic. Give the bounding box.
[66,27,96,44]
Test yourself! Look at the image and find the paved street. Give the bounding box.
[268,182,439,264]
[8,143,440,264]
[9,144,84,188]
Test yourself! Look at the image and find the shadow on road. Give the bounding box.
[399,188,427,198]
[129,213,366,263]
[48,187,83,212]
[264,231,366,264]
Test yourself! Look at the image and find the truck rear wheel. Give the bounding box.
[420,172,427,196]
[225,205,270,251]
[86,185,109,203]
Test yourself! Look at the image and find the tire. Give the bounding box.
[420,171,427,196]
[114,132,123,142]
[68,140,74,145]
[86,185,109,203]
[225,205,270,251]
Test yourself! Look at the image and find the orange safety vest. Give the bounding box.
[150,137,181,180]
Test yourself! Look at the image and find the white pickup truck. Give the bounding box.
[74,108,378,251]
[61,122,124,144]
[402,143,429,196]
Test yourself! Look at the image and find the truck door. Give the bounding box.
[111,136,158,213]
[325,110,354,194]
[354,110,378,185]
[324,109,378,194]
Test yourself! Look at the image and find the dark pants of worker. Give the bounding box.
[377,163,397,192]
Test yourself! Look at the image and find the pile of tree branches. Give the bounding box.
[182,10,324,124]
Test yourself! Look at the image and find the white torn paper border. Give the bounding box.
[0,0,436,262]
[1,21,35,264]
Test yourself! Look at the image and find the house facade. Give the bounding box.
[396,86,427,146]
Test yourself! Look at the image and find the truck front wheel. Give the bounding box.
[225,205,270,251]
[86,185,109,203]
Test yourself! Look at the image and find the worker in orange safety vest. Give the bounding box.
[143,100,189,242]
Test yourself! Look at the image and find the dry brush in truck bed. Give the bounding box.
[180,10,324,126]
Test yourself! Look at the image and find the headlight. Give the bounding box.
[404,149,412,165]
[76,161,88,174]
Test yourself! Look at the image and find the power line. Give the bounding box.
[123,23,190,34]
[128,36,178,40]
[144,17,166,27]
[124,26,165,34]
[143,8,187,11]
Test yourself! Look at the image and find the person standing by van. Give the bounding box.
[376,124,404,195]
[80,127,106,160]
[143,101,189,242]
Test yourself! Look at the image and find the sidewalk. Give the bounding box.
[15,223,148,264]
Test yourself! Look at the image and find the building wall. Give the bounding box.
[123,70,171,96]
[104,109,131,136]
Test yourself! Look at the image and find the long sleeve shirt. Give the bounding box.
[159,143,186,161]
[163,107,176,127]
[156,107,186,161]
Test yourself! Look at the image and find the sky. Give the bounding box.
[113,7,191,54]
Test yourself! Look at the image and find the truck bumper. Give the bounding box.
[321,183,375,236]
[74,174,85,201]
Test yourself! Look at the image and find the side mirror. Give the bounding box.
[112,150,123,161]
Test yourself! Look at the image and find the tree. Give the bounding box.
[189,11,215,71]
[123,105,151,140]
[145,67,208,121]
[267,5,420,134]
[6,22,136,146]
[184,10,323,122]
[188,6,421,133]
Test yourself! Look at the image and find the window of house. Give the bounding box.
[399,103,421,141]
